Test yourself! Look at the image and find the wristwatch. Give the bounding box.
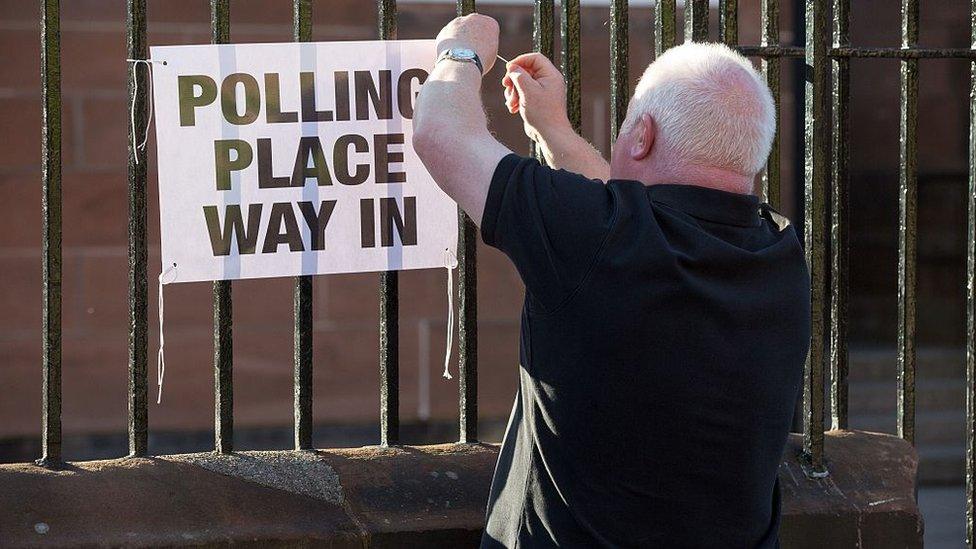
[436,47,484,75]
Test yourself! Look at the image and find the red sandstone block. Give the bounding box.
[0,98,42,169]
[60,0,124,23]
[0,29,39,90]
[0,0,40,21]
[321,272,382,323]
[148,264,218,330]
[63,252,129,334]
[475,244,525,319]
[61,29,127,90]
[61,173,128,247]
[312,324,382,423]
[230,277,304,329]
[229,323,310,428]
[60,334,128,434]
[0,255,42,335]
[75,96,128,170]
[0,339,41,438]
[413,318,519,422]
[0,174,41,249]
[141,329,216,432]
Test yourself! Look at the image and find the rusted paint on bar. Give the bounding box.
[532,0,554,75]
[760,0,780,207]
[829,0,850,432]
[379,271,399,446]
[211,0,233,455]
[38,0,62,468]
[377,0,400,447]
[610,0,628,143]
[456,0,478,444]
[684,0,708,43]
[654,0,676,59]
[213,281,233,454]
[457,216,478,443]
[531,0,554,161]
[968,2,976,543]
[560,0,581,133]
[126,0,149,458]
[719,0,737,46]
[968,3,976,543]
[803,0,828,476]
[292,0,314,451]
[896,0,918,446]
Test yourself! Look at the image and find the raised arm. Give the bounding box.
[502,53,610,181]
[412,15,511,227]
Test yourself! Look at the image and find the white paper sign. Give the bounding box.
[150,40,457,284]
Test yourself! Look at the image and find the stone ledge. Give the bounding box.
[0,432,921,548]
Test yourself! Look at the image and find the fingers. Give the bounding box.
[503,81,520,114]
[508,67,539,116]
[507,52,561,80]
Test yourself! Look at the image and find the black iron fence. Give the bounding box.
[30,0,976,545]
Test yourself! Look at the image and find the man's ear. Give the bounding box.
[630,113,655,161]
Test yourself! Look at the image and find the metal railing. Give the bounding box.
[30,0,976,545]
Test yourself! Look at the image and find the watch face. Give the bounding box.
[451,47,476,60]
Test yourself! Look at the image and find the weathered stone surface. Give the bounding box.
[0,433,921,547]
[0,456,361,547]
[164,450,344,504]
[322,443,498,547]
[779,430,923,548]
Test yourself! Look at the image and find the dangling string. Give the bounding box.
[157,263,177,404]
[125,58,159,165]
[443,248,459,379]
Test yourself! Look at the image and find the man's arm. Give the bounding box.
[502,53,610,181]
[412,15,511,227]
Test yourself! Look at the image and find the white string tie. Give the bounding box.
[443,248,459,379]
[157,263,177,404]
[125,58,160,165]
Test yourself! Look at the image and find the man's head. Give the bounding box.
[611,43,775,194]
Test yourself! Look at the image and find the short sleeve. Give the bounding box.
[481,153,616,312]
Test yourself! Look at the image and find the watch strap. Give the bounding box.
[437,48,484,75]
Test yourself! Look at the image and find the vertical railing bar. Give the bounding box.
[896,0,918,446]
[685,0,708,43]
[211,0,233,455]
[760,0,781,207]
[967,2,976,542]
[829,0,850,431]
[654,0,676,59]
[609,0,628,144]
[802,0,828,476]
[456,0,478,444]
[531,0,555,162]
[719,0,737,47]
[378,0,400,447]
[293,0,314,451]
[38,0,62,468]
[560,0,581,134]
[126,0,149,458]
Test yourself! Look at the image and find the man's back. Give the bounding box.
[480,154,810,548]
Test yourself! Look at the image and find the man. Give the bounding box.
[413,14,810,549]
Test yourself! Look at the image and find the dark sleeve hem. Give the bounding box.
[481,153,522,247]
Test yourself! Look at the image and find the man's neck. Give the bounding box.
[636,165,754,195]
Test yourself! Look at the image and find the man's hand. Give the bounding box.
[434,14,499,74]
[501,53,571,142]
[501,52,610,181]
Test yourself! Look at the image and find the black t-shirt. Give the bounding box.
[479,154,810,549]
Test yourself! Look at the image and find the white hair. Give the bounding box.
[620,42,776,177]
